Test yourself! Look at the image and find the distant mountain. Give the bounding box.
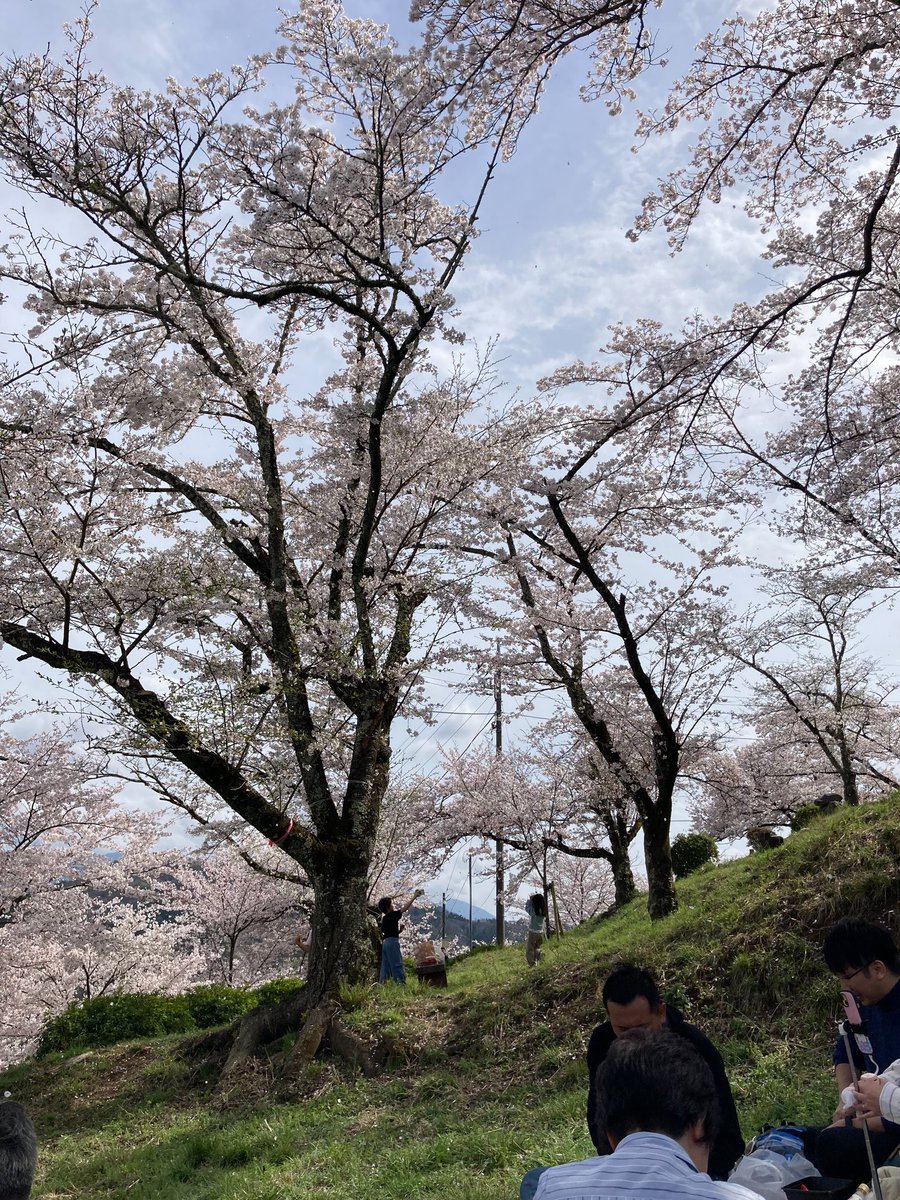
[440,896,493,922]
[409,904,528,948]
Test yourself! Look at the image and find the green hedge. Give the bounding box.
[671,832,718,878]
[249,977,304,1006]
[38,993,196,1056]
[182,984,255,1027]
[38,977,306,1057]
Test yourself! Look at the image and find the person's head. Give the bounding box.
[823,918,900,1005]
[377,896,394,915]
[594,1029,719,1172]
[0,1101,37,1200]
[529,893,546,917]
[601,964,667,1037]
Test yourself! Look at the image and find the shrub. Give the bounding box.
[38,992,195,1056]
[248,977,304,1007]
[671,832,718,878]
[183,984,254,1028]
[746,826,784,853]
[790,803,824,832]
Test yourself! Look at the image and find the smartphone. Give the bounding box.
[841,989,876,1066]
[841,990,863,1025]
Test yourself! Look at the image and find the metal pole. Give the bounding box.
[548,880,563,938]
[839,1020,884,1200]
[441,891,446,950]
[468,854,473,948]
[494,650,505,947]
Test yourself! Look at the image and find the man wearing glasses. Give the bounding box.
[813,917,900,1181]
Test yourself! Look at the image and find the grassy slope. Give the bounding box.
[7,795,900,1200]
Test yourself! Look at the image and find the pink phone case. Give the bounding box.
[841,989,863,1024]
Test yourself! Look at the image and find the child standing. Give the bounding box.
[525,892,546,967]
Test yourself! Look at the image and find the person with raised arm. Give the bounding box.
[377,889,424,985]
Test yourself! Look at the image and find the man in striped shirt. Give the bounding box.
[533,1030,760,1200]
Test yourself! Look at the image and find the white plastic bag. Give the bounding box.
[755,1149,819,1187]
[728,1154,787,1200]
[729,1148,819,1199]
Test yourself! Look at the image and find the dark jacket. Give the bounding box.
[585,1004,744,1181]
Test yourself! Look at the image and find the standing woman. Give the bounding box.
[377,889,424,984]
[525,892,546,967]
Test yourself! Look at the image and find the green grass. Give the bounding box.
[9,794,900,1200]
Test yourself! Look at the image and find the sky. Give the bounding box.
[0,1,888,914]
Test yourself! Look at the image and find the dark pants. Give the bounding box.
[520,1167,547,1200]
[808,1125,900,1184]
[379,936,406,984]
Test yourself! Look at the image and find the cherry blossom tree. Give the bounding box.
[0,886,206,1070]
[690,723,879,843]
[0,713,318,1065]
[619,2,900,578]
[417,2,900,892]
[692,563,900,838]
[456,352,742,917]
[437,716,640,908]
[547,850,616,926]
[174,848,304,987]
[0,707,207,1066]
[0,701,160,924]
[0,2,550,1004]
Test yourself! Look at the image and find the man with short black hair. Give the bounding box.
[0,1100,37,1200]
[586,964,744,1180]
[812,917,900,1181]
[533,1031,760,1200]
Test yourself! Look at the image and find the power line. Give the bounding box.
[413,712,496,776]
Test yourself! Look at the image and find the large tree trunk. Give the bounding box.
[305,862,375,1003]
[838,741,860,807]
[642,809,677,919]
[610,842,637,908]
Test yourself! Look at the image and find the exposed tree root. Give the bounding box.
[177,989,397,1088]
[280,1001,340,1080]
[220,991,311,1080]
[326,1016,395,1078]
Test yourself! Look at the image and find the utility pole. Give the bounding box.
[494,647,505,947]
[548,880,564,938]
[468,853,474,948]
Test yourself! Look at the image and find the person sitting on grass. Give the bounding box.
[585,965,744,1181]
[0,1099,37,1200]
[809,917,900,1183]
[377,889,423,985]
[532,1029,761,1200]
[519,967,743,1200]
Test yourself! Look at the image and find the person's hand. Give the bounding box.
[854,1074,887,1122]
[831,1102,855,1126]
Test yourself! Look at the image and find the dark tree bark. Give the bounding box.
[642,806,676,920]
[610,847,637,908]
